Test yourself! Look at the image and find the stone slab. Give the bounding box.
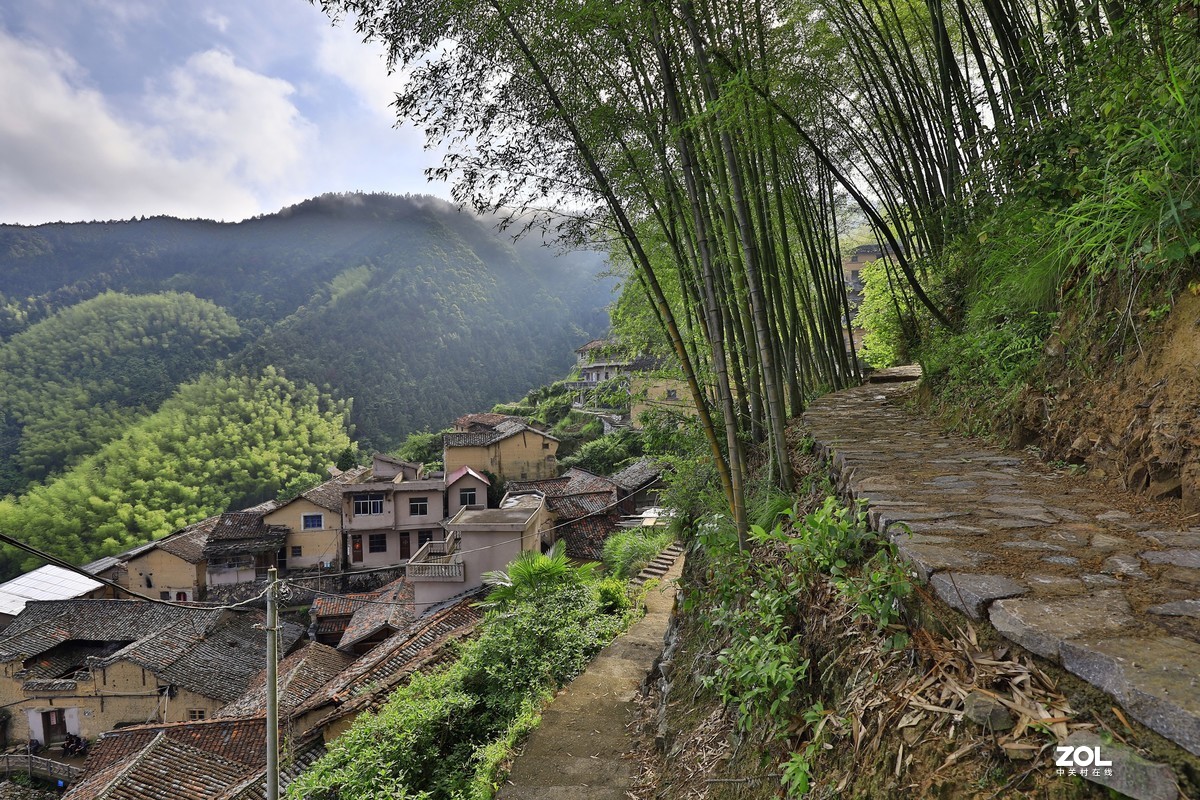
[1103,554,1149,579]
[1148,599,1200,619]
[1142,549,1200,569]
[931,572,1027,620]
[893,542,989,583]
[1060,636,1200,756]
[1063,731,1178,800]
[988,590,1134,661]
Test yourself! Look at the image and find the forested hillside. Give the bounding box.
[0,193,612,451]
[0,193,611,577]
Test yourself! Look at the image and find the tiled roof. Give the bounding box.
[296,594,484,729]
[608,458,664,493]
[574,338,611,353]
[445,465,491,488]
[337,577,415,651]
[92,609,305,703]
[300,466,370,512]
[506,475,572,497]
[453,412,515,430]
[561,467,620,494]
[65,731,255,800]
[216,642,355,719]
[444,420,559,449]
[560,514,621,561]
[548,491,617,519]
[310,591,376,618]
[156,516,219,563]
[202,512,289,559]
[210,734,326,800]
[0,600,221,663]
[85,717,269,771]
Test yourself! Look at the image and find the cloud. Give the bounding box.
[315,20,403,122]
[0,29,313,224]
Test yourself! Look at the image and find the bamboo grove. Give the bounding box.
[317,0,1199,543]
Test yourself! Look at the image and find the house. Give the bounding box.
[443,419,560,482]
[309,591,377,646]
[215,642,355,719]
[264,467,368,574]
[409,492,549,614]
[0,565,106,630]
[629,376,696,428]
[0,599,303,743]
[608,458,666,511]
[573,338,632,383]
[203,511,289,586]
[444,465,490,517]
[65,716,325,800]
[117,516,213,602]
[342,454,446,570]
[335,576,416,654]
[452,412,515,432]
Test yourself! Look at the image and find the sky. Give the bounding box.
[0,0,449,226]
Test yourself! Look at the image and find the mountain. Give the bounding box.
[0,192,615,456]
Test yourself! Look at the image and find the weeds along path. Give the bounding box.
[497,548,684,800]
[804,367,1200,763]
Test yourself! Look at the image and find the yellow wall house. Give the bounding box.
[443,420,559,483]
[0,600,302,744]
[118,517,213,602]
[629,376,697,429]
[265,467,369,573]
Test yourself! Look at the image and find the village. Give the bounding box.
[0,341,675,797]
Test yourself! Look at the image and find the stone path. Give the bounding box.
[496,551,683,800]
[803,370,1200,758]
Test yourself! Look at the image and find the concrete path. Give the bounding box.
[497,552,683,800]
[804,370,1200,757]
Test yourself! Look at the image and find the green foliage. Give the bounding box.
[0,291,242,494]
[479,540,597,609]
[291,578,629,799]
[558,429,643,475]
[594,577,631,614]
[600,527,674,580]
[392,430,446,467]
[0,367,350,577]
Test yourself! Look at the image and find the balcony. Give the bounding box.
[407,531,464,582]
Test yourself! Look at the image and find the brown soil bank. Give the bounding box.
[1019,290,1200,512]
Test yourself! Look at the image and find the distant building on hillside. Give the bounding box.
[443,419,559,483]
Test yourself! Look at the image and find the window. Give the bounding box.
[291,545,303,558]
[542,442,550,449]
[409,497,429,516]
[459,488,477,507]
[368,533,388,553]
[159,591,170,600]
[301,513,324,530]
[353,493,384,516]
[188,709,206,721]
[418,530,435,546]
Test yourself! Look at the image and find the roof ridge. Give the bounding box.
[92,731,167,800]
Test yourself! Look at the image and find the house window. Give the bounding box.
[301,513,324,530]
[368,533,388,553]
[418,530,435,546]
[188,709,206,721]
[353,493,384,516]
[160,591,170,600]
[542,442,550,449]
[291,545,303,558]
[459,488,476,507]
[409,497,429,516]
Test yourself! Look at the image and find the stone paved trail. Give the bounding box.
[803,369,1200,758]
[496,553,683,800]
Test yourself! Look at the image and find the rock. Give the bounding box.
[1026,574,1084,594]
[1060,636,1200,756]
[1063,731,1178,800]
[1001,540,1066,552]
[1098,510,1133,522]
[892,543,989,583]
[930,572,1027,620]
[1183,462,1200,515]
[992,505,1058,524]
[962,691,1015,731]
[1141,549,1200,569]
[989,590,1135,661]
[1043,555,1080,567]
[1082,573,1121,589]
[1102,554,1149,579]
[1149,472,1183,500]
[1148,599,1200,619]
[1090,532,1127,551]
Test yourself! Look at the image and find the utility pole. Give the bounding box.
[266,567,279,800]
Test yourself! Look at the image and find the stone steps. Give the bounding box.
[630,543,685,588]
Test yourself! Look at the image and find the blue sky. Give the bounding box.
[0,0,449,225]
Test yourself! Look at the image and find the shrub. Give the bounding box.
[601,527,674,580]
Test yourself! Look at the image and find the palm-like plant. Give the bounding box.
[480,541,597,609]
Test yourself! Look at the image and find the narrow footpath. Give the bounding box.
[804,369,1200,764]
[497,547,684,800]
